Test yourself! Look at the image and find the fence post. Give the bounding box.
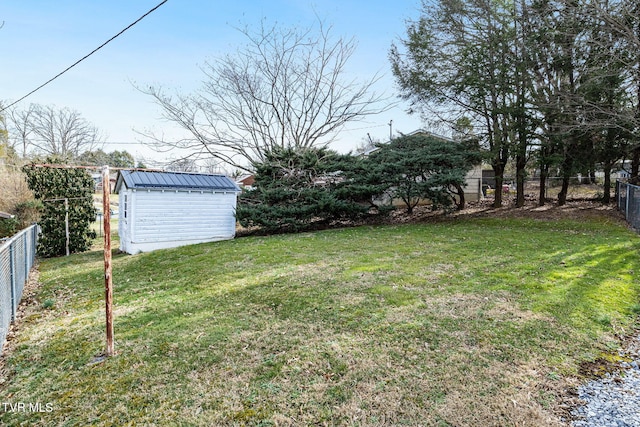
[64,198,70,257]
[33,225,38,264]
[9,242,16,322]
[626,183,631,219]
[24,230,29,279]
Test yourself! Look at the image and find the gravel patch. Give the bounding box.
[571,335,640,427]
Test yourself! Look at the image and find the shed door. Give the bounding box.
[120,193,130,245]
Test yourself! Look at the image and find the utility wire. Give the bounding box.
[0,0,168,113]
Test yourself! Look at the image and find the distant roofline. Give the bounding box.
[406,129,457,142]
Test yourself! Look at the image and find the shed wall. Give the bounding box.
[464,165,483,202]
[119,189,237,254]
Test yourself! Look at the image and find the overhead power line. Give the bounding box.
[0,0,168,113]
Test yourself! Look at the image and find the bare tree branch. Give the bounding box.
[6,104,103,160]
[138,19,390,172]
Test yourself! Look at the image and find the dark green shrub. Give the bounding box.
[0,217,18,238]
[237,147,383,232]
[366,134,483,213]
[22,161,96,257]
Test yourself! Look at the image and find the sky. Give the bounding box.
[1,0,427,168]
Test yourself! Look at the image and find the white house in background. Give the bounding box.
[115,170,240,254]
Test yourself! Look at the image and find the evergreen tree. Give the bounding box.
[390,0,528,208]
[77,149,136,168]
[367,134,482,214]
[108,150,135,168]
[579,4,635,202]
[77,149,110,166]
[237,147,380,232]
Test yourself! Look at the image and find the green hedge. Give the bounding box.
[22,163,96,257]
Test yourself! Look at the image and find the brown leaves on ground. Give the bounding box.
[390,198,625,225]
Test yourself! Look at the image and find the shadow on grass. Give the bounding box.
[538,240,640,330]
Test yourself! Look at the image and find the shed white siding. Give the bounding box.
[116,171,239,254]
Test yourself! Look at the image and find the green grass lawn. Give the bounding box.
[2,215,639,426]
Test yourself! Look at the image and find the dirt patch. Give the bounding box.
[387,197,625,225]
[577,326,640,381]
[380,182,620,224]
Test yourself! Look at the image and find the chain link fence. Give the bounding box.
[0,225,39,355]
[617,181,640,231]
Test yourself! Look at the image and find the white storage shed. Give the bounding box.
[115,170,240,254]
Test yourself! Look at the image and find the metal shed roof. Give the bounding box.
[115,170,240,192]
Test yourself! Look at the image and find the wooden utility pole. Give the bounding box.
[64,198,70,256]
[102,165,114,357]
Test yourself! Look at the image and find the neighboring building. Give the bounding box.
[235,174,255,190]
[92,173,117,192]
[115,170,240,254]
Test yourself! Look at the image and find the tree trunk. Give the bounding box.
[537,139,552,207]
[492,149,508,208]
[558,174,570,206]
[602,162,612,204]
[558,150,573,206]
[515,153,527,207]
[632,146,640,179]
[558,148,573,206]
[558,155,573,206]
[493,172,504,208]
[558,131,575,206]
[455,183,465,210]
[538,168,548,206]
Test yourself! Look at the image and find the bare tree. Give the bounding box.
[31,105,102,159]
[0,105,8,148]
[141,20,388,172]
[201,157,227,175]
[589,0,640,180]
[165,157,199,173]
[7,103,37,158]
[8,104,103,160]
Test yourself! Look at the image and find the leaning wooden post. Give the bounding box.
[102,165,115,357]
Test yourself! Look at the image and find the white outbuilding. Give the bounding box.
[115,170,240,254]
